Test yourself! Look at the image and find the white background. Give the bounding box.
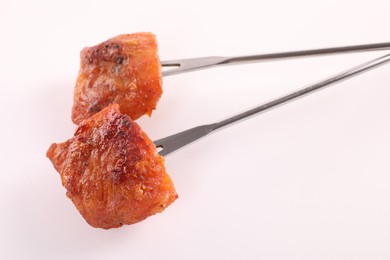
[1,0,390,259]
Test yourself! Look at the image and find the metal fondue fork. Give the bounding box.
[155,52,390,156]
[161,42,390,76]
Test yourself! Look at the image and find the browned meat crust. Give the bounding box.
[48,104,177,229]
[72,33,162,125]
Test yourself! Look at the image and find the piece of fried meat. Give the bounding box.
[71,32,162,125]
[47,104,177,229]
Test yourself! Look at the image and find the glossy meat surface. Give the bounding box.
[72,33,162,125]
[47,105,177,229]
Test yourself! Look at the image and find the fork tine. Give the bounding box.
[162,57,227,76]
[154,124,216,156]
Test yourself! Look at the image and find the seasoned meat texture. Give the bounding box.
[47,104,177,229]
[72,33,162,125]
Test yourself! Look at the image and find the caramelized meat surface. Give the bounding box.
[47,105,177,229]
[72,33,162,125]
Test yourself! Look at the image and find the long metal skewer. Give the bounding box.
[155,52,390,156]
[162,42,390,76]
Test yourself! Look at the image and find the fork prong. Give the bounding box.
[161,60,183,77]
[162,67,184,77]
[162,56,227,76]
[154,124,216,156]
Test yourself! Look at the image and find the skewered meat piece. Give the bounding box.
[72,32,162,125]
[47,104,177,229]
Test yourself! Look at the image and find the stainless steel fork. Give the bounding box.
[161,42,390,76]
[155,52,390,156]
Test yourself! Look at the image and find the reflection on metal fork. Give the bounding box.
[161,42,390,76]
[155,52,390,156]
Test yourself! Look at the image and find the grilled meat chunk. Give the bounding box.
[72,33,162,125]
[48,104,177,229]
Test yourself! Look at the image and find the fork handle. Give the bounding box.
[223,42,390,65]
